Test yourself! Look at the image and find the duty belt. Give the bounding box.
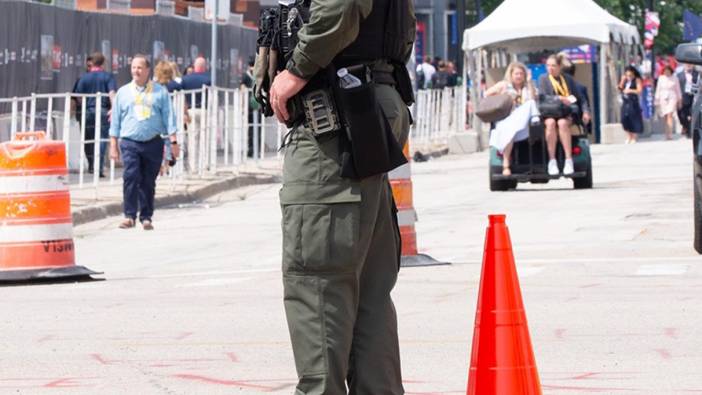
[297,65,397,136]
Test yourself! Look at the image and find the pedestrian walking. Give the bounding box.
[431,60,450,90]
[71,55,93,123]
[109,55,178,230]
[618,65,644,144]
[154,60,182,174]
[446,60,459,87]
[169,61,184,86]
[416,55,435,90]
[241,58,260,158]
[154,60,182,93]
[73,52,116,177]
[677,63,700,138]
[180,57,211,172]
[655,65,682,140]
[267,0,415,392]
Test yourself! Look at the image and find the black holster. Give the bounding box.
[391,61,415,106]
[330,67,407,179]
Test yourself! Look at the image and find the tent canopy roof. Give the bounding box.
[462,0,640,52]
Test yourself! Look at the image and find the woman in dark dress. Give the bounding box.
[618,66,644,144]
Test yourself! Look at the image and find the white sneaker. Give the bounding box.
[548,159,559,176]
[563,159,574,175]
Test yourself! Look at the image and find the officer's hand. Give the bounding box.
[171,144,180,160]
[270,70,307,123]
[582,112,591,125]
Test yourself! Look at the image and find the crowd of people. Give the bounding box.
[482,50,701,176]
[618,61,699,143]
[71,51,217,230]
[71,52,214,177]
[416,55,460,90]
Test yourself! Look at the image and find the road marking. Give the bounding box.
[635,264,690,276]
[654,348,672,360]
[172,374,276,390]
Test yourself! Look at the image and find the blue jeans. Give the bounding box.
[120,137,164,222]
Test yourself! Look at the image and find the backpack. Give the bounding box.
[432,71,449,89]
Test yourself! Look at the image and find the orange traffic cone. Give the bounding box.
[467,214,541,395]
[389,142,446,267]
[0,131,100,281]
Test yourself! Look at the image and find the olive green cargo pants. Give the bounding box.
[280,85,409,394]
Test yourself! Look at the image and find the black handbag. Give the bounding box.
[538,95,576,119]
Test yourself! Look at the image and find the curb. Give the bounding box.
[71,173,280,226]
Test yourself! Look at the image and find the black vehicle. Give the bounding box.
[675,43,702,254]
[489,123,593,191]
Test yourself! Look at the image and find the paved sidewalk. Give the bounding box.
[69,160,282,225]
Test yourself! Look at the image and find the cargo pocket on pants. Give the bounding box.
[282,203,360,274]
[280,202,360,381]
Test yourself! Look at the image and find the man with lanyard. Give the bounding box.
[73,52,116,177]
[268,0,415,392]
[109,55,178,230]
[677,63,700,138]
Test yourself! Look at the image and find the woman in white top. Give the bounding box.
[655,65,682,140]
[486,62,540,176]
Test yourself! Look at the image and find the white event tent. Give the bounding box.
[462,0,641,139]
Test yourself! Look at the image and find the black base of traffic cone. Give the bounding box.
[0,266,102,282]
[401,254,450,268]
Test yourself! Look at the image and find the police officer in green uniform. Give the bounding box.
[268,0,415,393]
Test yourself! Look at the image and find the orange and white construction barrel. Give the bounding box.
[0,132,99,281]
[389,143,446,267]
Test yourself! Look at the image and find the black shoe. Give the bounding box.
[99,172,106,178]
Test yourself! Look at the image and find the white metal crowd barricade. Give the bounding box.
[0,86,286,201]
[0,83,476,200]
[410,86,464,153]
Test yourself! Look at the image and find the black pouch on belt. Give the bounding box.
[332,68,407,179]
[390,61,415,106]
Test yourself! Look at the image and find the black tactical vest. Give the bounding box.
[333,0,416,67]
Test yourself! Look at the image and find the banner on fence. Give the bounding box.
[0,1,257,99]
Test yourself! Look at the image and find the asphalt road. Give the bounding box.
[1,136,700,394]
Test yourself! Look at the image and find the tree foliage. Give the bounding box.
[463,0,702,55]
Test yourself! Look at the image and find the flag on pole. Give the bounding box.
[683,9,702,42]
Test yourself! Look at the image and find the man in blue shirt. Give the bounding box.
[109,55,179,230]
[73,52,116,177]
[180,57,211,172]
[181,56,211,107]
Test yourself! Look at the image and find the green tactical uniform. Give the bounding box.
[280,0,415,393]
